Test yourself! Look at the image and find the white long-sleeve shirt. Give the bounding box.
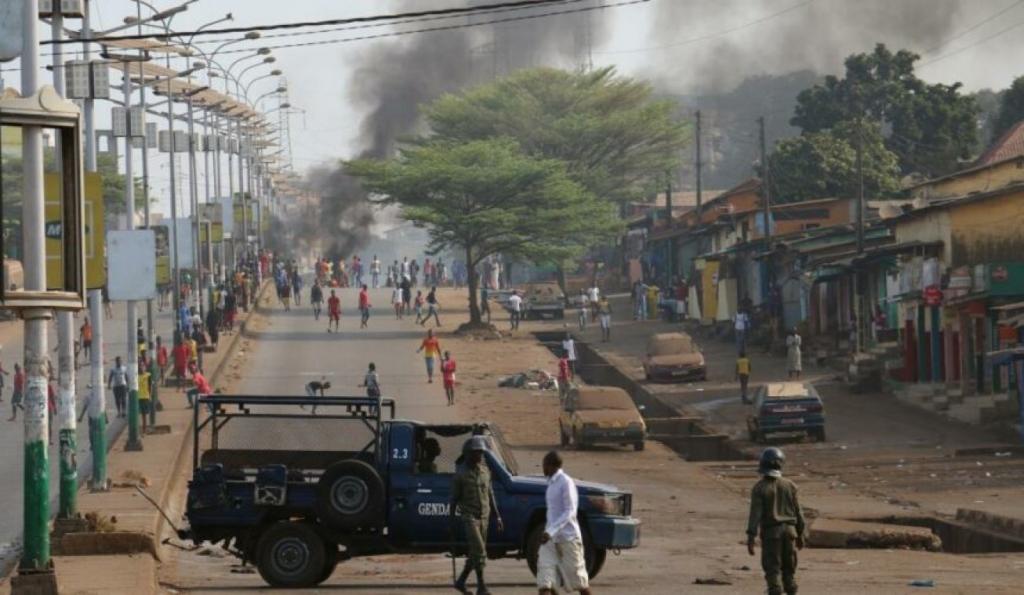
[545,469,582,543]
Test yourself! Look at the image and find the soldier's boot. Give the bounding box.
[453,564,472,594]
[475,567,491,595]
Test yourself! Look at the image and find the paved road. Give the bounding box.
[0,301,176,555]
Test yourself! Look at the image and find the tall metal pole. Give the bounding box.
[81,0,107,492]
[187,95,204,324]
[758,116,772,250]
[138,0,155,349]
[51,9,79,522]
[20,0,53,573]
[856,116,865,255]
[695,110,702,217]
[165,52,181,334]
[123,62,142,452]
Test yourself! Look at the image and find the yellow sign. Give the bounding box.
[153,225,170,285]
[233,203,245,238]
[212,221,223,243]
[45,172,105,289]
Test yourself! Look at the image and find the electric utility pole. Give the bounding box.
[695,110,702,216]
[758,116,772,250]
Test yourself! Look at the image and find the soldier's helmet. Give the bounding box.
[465,436,489,453]
[758,447,785,477]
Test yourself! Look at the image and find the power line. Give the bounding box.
[175,0,650,58]
[44,0,586,45]
[594,0,815,56]
[919,0,1024,55]
[918,16,1024,69]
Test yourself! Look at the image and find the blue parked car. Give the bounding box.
[747,382,826,443]
[181,395,641,588]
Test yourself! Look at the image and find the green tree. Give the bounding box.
[424,67,690,208]
[791,43,978,177]
[992,76,1024,141]
[97,152,148,216]
[769,121,901,202]
[347,138,618,325]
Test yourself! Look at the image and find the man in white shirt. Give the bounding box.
[587,285,600,323]
[538,451,592,594]
[562,333,578,374]
[507,290,523,331]
[734,309,751,354]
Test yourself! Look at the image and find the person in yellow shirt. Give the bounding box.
[736,350,752,404]
[138,369,152,433]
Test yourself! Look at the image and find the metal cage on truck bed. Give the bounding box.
[192,395,397,475]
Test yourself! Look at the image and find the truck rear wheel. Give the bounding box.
[525,524,606,581]
[315,460,384,531]
[256,522,327,588]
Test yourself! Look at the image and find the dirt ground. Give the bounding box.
[156,288,1024,594]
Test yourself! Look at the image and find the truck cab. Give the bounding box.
[183,395,640,588]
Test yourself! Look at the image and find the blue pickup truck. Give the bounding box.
[181,395,641,588]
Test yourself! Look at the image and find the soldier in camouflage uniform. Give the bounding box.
[746,447,806,595]
[451,436,503,595]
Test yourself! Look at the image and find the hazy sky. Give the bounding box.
[5,0,1024,216]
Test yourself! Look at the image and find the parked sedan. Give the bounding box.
[559,386,646,451]
[747,382,826,443]
[642,332,707,382]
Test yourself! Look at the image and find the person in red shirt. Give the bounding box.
[156,335,169,383]
[441,351,457,406]
[358,285,371,329]
[557,350,573,403]
[327,289,342,333]
[187,367,213,408]
[172,339,190,389]
[9,363,25,421]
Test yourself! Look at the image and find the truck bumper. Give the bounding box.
[588,516,641,549]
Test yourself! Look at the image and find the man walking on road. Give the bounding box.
[8,363,24,421]
[359,285,372,329]
[371,255,381,288]
[442,351,457,406]
[423,286,442,327]
[451,436,503,595]
[327,289,342,333]
[311,280,324,321]
[747,447,805,595]
[597,296,612,342]
[562,333,578,375]
[80,316,93,360]
[108,356,129,418]
[557,350,573,403]
[538,450,592,595]
[508,290,523,331]
[417,329,441,383]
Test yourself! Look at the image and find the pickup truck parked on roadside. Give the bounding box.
[181,395,641,588]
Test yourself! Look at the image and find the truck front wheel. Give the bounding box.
[256,522,327,588]
[525,524,606,581]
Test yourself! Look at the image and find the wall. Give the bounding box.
[912,158,1024,200]
[949,189,1024,266]
[895,210,953,264]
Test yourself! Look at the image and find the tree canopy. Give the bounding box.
[424,67,690,206]
[347,138,619,323]
[791,43,978,177]
[769,121,901,203]
[992,76,1024,141]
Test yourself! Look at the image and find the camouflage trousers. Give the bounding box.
[462,515,489,570]
[761,525,798,595]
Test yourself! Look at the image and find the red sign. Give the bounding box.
[923,285,943,306]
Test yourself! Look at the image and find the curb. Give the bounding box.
[151,283,272,547]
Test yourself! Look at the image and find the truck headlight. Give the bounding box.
[586,494,626,516]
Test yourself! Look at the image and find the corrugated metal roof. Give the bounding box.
[976,120,1024,167]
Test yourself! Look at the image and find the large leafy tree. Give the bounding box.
[424,67,690,208]
[992,76,1024,141]
[791,44,978,177]
[347,138,618,325]
[769,121,900,202]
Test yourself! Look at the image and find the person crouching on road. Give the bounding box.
[747,447,806,595]
[538,450,592,594]
[450,436,503,595]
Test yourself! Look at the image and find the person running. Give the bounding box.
[597,296,612,342]
[310,281,324,321]
[8,363,24,421]
[291,269,303,306]
[412,290,424,324]
[107,356,129,418]
[441,351,457,406]
[358,284,372,329]
[327,289,342,333]
[80,317,93,360]
[416,329,441,384]
[423,286,441,327]
[392,284,404,319]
